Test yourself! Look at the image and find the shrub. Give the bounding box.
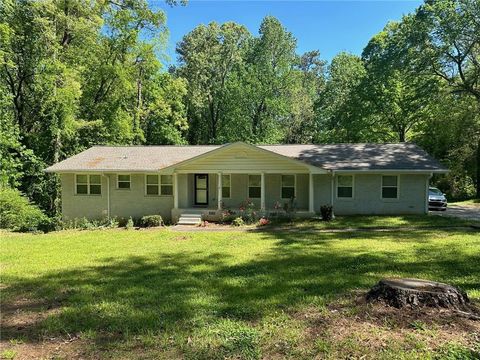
[140,215,163,227]
[125,217,134,229]
[0,188,48,232]
[320,205,333,221]
[258,217,270,226]
[106,217,119,228]
[238,199,259,224]
[76,217,97,230]
[61,216,120,230]
[220,209,236,224]
[232,217,245,227]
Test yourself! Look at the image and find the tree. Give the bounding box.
[284,50,326,143]
[242,16,299,143]
[405,0,480,196]
[176,22,251,144]
[143,74,188,144]
[362,22,440,142]
[315,52,369,143]
[0,0,179,214]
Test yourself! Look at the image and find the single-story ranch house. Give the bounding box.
[45,142,447,224]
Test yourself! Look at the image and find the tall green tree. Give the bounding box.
[315,52,369,143]
[404,0,480,196]
[176,22,252,144]
[284,50,326,143]
[242,16,299,143]
[362,22,440,142]
[0,0,183,214]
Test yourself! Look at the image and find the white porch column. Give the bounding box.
[173,173,179,209]
[260,172,265,210]
[217,172,222,210]
[309,172,314,213]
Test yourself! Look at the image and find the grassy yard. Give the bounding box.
[450,199,480,207]
[1,216,480,359]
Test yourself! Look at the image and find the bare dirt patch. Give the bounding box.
[0,296,97,360]
[297,292,480,357]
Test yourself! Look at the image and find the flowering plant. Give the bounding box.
[273,201,282,210]
[258,217,270,226]
[238,199,258,224]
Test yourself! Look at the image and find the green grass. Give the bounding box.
[450,198,480,207]
[1,216,480,359]
[272,214,478,229]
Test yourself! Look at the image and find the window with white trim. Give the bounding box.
[248,175,261,198]
[222,174,231,198]
[382,175,398,199]
[281,175,295,199]
[160,175,173,195]
[76,174,101,195]
[146,175,173,196]
[117,174,131,189]
[337,175,353,198]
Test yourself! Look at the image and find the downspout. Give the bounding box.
[330,170,335,219]
[425,173,433,214]
[104,173,110,219]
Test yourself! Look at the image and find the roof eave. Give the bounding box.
[332,169,448,174]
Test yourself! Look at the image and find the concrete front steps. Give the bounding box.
[177,213,202,226]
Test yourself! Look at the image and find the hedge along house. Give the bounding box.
[45,142,448,224]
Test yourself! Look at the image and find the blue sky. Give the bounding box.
[151,0,422,66]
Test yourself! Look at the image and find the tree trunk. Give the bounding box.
[367,278,472,310]
[476,98,480,199]
[476,136,480,198]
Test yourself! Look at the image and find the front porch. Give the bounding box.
[171,172,316,223]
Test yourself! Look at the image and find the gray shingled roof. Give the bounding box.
[45,143,447,172]
[260,143,447,171]
[45,145,220,172]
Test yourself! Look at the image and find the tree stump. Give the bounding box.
[366,278,470,310]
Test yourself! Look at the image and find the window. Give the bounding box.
[117,174,131,189]
[337,175,353,198]
[76,174,101,195]
[145,175,173,196]
[248,175,261,198]
[160,175,173,195]
[281,175,295,199]
[222,174,231,198]
[146,175,159,195]
[382,175,398,199]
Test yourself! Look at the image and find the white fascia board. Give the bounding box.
[332,169,448,174]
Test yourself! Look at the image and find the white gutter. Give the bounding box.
[104,173,110,219]
[333,169,448,174]
[330,171,335,219]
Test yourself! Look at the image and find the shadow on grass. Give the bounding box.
[264,214,477,230]
[2,228,479,345]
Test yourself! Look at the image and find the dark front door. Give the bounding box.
[194,174,208,205]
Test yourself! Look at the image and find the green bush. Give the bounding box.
[320,205,333,221]
[61,216,120,230]
[0,187,48,232]
[140,215,163,227]
[125,217,134,229]
[232,217,245,227]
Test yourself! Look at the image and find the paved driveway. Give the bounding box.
[430,205,480,221]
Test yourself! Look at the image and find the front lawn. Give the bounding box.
[1,217,479,359]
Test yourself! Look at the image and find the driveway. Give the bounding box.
[430,205,480,221]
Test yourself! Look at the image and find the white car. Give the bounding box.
[428,187,447,211]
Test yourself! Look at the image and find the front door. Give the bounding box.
[194,174,208,206]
